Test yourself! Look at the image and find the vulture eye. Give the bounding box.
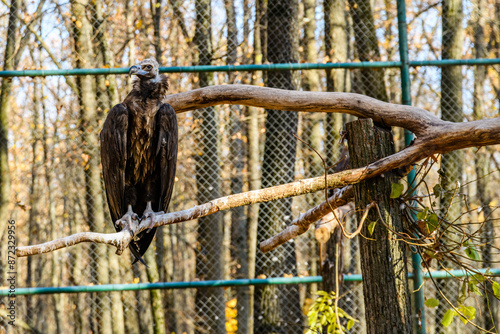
[143,65,152,71]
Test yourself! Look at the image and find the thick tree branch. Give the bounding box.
[164,85,500,149]
[16,85,500,256]
[164,84,444,136]
[16,174,355,257]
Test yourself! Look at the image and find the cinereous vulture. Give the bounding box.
[100,58,178,265]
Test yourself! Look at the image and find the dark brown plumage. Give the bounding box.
[100,59,178,265]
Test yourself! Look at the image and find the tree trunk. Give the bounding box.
[125,0,136,89]
[152,0,163,62]
[0,0,17,282]
[26,78,42,326]
[300,1,322,298]
[193,0,226,332]
[472,0,496,329]
[347,118,412,334]
[144,249,167,334]
[254,0,302,332]
[302,0,320,92]
[40,76,64,334]
[68,178,86,334]
[322,0,349,302]
[90,4,127,332]
[133,265,155,334]
[122,266,141,334]
[70,1,112,333]
[437,0,464,332]
[348,0,388,102]
[324,0,349,162]
[224,0,250,332]
[92,0,119,107]
[147,2,172,331]
[246,3,265,331]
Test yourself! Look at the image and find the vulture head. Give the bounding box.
[128,58,160,81]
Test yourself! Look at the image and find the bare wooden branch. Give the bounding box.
[259,186,353,253]
[17,174,354,257]
[164,85,444,135]
[165,85,500,151]
[16,231,131,257]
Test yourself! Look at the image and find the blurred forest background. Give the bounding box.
[0,0,500,333]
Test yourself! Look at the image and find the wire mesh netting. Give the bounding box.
[0,0,500,333]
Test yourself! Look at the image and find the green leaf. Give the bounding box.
[493,281,500,300]
[465,243,481,261]
[368,221,377,235]
[308,311,318,326]
[470,274,485,285]
[433,184,442,197]
[416,209,427,220]
[347,319,355,330]
[426,213,439,233]
[327,306,334,317]
[468,282,483,296]
[390,183,404,198]
[457,281,467,305]
[441,309,456,327]
[424,298,439,308]
[457,305,476,325]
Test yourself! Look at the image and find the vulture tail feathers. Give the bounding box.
[129,243,149,267]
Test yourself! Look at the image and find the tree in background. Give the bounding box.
[472,0,497,329]
[254,0,303,332]
[322,0,350,306]
[437,0,464,332]
[193,0,226,331]
[70,0,113,332]
[0,0,17,285]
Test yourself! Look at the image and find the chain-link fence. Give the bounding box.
[0,0,500,333]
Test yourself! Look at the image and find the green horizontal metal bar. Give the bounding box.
[1,58,498,77]
[160,62,402,72]
[0,61,402,78]
[409,58,500,67]
[1,268,499,296]
[1,58,499,78]
[0,276,323,296]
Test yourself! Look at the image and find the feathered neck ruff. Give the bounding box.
[133,74,170,101]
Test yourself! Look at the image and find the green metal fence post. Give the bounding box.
[396,0,426,333]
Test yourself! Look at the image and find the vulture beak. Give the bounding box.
[128,65,149,77]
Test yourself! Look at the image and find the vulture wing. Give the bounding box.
[100,103,128,224]
[100,104,147,264]
[157,103,179,213]
[125,103,178,264]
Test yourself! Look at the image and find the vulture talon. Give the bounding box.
[116,204,140,235]
[142,201,157,233]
